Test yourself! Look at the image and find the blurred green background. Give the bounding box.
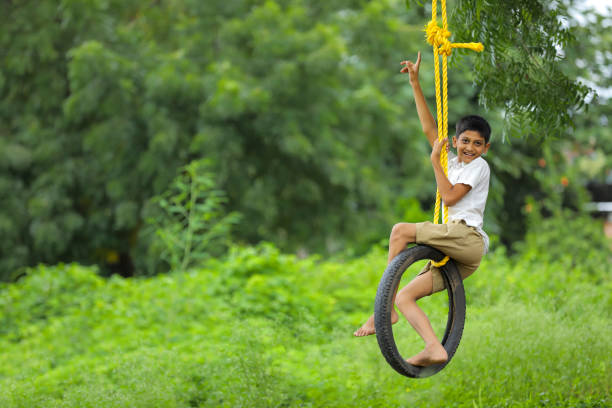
[0,0,610,407]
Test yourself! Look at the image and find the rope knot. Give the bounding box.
[427,0,483,228]
[425,20,484,57]
[425,20,452,56]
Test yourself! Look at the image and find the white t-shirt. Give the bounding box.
[445,151,490,253]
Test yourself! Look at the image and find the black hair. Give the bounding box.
[456,115,491,143]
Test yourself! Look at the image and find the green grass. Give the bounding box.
[0,240,610,407]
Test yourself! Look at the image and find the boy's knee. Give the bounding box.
[391,223,416,241]
[390,223,403,237]
[394,291,406,307]
[394,288,414,307]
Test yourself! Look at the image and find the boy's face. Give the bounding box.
[452,130,490,164]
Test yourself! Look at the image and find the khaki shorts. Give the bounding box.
[415,219,485,294]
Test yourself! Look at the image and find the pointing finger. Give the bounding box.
[416,51,422,67]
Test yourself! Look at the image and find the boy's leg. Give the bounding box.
[387,223,416,263]
[354,223,416,337]
[395,270,448,366]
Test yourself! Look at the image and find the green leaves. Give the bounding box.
[452,0,591,138]
[0,227,610,406]
[145,160,241,273]
[405,0,594,138]
[0,0,607,278]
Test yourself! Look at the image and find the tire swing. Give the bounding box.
[374,245,465,378]
[374,0,483,378]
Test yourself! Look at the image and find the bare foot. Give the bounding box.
[353,310,399,337]
[406,342,448,366]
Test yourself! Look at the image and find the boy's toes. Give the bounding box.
[353,326,376,337]
[354,314,377,337]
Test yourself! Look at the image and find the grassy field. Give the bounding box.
[1,225,610,408]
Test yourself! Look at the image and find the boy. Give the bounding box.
[353,52,491,368]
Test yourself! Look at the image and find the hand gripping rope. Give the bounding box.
[373,0,484,378]
[426,0,483,268]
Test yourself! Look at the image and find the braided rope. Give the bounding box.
[425,0,483,267]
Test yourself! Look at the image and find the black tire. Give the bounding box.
[374,244,466,378]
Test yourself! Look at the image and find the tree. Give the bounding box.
[408,0,592,138]
[0,0,437,278]
[0,0,606,279]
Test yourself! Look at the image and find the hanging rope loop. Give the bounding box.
[424,0,484,269]
[425,0,485,229]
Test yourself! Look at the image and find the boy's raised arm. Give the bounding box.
[401,52,438,147]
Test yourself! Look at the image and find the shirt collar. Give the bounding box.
[451,156,468,168]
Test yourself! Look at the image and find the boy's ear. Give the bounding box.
[451,136,458,148]
[483,142,491,154]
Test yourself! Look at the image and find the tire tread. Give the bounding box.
[374,245,466,378]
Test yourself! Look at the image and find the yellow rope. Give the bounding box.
[430,256,450,268]
[425,0,483,267]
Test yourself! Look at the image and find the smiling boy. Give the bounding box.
[354,52,491,368]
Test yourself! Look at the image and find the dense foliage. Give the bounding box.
[0,212,610,407]
[1,2,610,406]
[1,0,609,278]
[449,0,591,138]
[0,0,432,278]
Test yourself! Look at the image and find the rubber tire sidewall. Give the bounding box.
[374,245,466,378]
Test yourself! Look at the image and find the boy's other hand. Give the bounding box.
[400,52,421,85]
[431,137,449,161]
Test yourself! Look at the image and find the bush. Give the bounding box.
[1,211,610,407]
[143,159,241,275]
